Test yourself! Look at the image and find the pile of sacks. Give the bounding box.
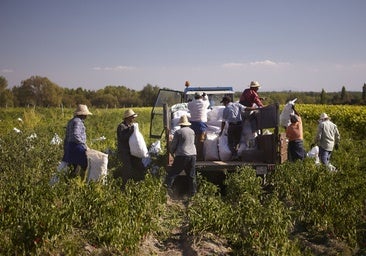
[170,104,258,161]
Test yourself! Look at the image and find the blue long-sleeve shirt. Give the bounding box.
[65,117,87,146]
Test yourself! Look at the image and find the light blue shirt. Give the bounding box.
[222,102,246,123]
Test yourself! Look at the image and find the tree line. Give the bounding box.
[0,75,365,108]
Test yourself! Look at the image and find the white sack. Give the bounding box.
[279,98,297,127]
[307,145,320,164]
[129,123,149,158]
[207,106,224,122]
[203,133,220,160]
[86,149,108,182]
[218,135,232,161]
[49,161,69,185]
[149,140,161,155]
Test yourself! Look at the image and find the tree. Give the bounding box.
[362,83,366,101]
[0,76,14,107]
[91,93,118,108]
[139,84,160,106]
[340,86,350,104]
[14,76,63,107]
[320,89,327,104]
[0,76,7,92]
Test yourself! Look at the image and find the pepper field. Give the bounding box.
[0,105,365,255]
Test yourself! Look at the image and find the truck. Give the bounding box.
[149,86,288,185]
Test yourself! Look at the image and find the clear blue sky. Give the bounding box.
[1,0,365,92]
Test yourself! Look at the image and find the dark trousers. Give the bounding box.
[228,123,243,156]
[288,140,305,162]
[165,155,197,195]
[115,153,146,189]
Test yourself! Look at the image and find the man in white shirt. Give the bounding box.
[314,113,340,167]
[188,92,210,160]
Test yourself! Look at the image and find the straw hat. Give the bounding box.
[319,113,330,121]
[249,81,261,88]
[178,115,191,126]
[124,109,138,119]
[74,104,92,116]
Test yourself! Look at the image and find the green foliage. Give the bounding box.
[189,168,301,255]
[1,106,366,255]
[269,160,366,247]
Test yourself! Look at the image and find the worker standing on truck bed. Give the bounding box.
[239,81,264,108]
[165,115,197,197]
[188,92,210,160]
[219,96,251,161]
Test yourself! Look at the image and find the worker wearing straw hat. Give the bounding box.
[239,81,264,108]
[116,109,146,188]
[314,113,340,168]
[165,115,197,197]
[62,104,93,178]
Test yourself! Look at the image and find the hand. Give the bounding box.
[334,144,339,150]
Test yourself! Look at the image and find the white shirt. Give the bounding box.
[188,96,210,122]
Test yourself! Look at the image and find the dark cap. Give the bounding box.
[290,114,299,123]
[220,96,232,103]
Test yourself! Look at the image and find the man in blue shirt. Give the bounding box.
[63,104,92,178]
[219,96,251,161]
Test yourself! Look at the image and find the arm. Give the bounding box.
[314,124,323,145]
[170,133,179,155]
[335,126,340,145]
[72,118,87,146]
[219,121,225,136]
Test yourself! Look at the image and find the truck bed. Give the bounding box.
[195,160,275,174]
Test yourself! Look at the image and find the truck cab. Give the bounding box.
[149,86,287,178]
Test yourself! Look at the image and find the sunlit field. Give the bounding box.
[0,105,365,255]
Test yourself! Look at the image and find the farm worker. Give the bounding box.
[314,113,340,168]
[62,104,92,178]
[187,92,210,160]
[239,81,265,132]
[165,115,197,197]
[219,96,252,161]
[116,109,146,188]
[286,113,305,161]
[239,81,264,108]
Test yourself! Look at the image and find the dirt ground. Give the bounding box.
[138,196,232,256]
[136,197,356,256]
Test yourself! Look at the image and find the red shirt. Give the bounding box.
[239,88,263,107]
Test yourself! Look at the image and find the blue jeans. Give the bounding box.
[319,146,332,165]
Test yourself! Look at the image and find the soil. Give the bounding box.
[138,196,232,256]
[136,197,356,256]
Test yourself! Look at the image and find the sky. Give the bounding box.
[1,0,366,92]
